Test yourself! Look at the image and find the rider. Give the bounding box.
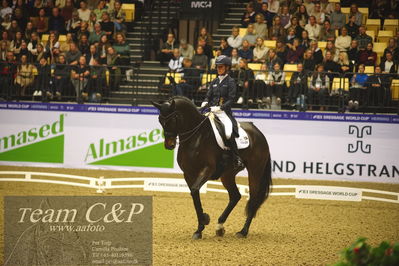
[201,55,245,170]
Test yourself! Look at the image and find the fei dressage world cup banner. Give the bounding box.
[0,102,398,184]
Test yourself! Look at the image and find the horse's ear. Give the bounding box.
[169,99,175,110]
[151,101,162,110]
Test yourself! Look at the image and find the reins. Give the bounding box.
[177,116,208,144]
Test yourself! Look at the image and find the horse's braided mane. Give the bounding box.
[168,96,202,115]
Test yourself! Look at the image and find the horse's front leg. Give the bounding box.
[188,172,210,240]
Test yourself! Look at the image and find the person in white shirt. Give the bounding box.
[0,0,12,19]
[78,1,91,22]
[311,2,325,25]
[168,48,184,73]
[227,26,243,49]
[335,27,352,53]
[179,39,194,60]
[305,16,321,41]
[268,0,280,14]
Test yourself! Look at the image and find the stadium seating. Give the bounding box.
[377,31,393,43]
[364,66,374,74]
[366,30,375,42]
[164,72,182,85]
[248,63,262,71]
[391,79,399,100]
[332,78,350,92]
[264,40,276,49]
[318,41,327,52]
[358,8,369,25]
[383,19,398,35]
[239,28,247,37]
[366,19,381,35]
[122,4,135,22]
[201,74,217,85]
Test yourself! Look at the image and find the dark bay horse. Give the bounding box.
[152,96,272,239]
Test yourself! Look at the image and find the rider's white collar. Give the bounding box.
[218,74,228,83]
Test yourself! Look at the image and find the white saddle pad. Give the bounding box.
[207,112,250,150]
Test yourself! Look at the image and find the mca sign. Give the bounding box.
[181,0,221,19]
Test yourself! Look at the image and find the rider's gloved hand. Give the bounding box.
[201,101,208,108]
[210,106,221,112]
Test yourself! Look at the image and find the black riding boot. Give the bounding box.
[228,138,245,170]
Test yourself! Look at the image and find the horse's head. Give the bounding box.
[152,99,180,150]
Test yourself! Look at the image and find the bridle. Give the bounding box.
[159,110,208,144]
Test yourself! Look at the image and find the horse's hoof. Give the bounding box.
[202,213,210,225]
[215,228,225,237]
[192,232,202,240]
[235,231,247,238]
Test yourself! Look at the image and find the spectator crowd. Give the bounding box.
[163,0,399,111]
[0,0,131,103]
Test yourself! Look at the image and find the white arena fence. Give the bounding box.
[0,171,398,204]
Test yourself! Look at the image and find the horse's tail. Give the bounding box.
[246,152,272,218]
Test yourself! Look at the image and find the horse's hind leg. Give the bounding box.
[216,172,241,237]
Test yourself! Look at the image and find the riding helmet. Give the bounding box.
[215,55,232,66]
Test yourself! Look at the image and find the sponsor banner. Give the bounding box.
[181,0,221,19]
[143,178,207,193]
[4,196,152,266]
[0,103,398,183]
[295,186,362,201]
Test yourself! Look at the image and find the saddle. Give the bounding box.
[207,112,250,150]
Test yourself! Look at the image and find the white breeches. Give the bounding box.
[214,110,233,140]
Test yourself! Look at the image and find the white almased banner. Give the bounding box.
[0,103,398,184]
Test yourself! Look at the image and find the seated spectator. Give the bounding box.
[238,40,253,62]
[88,58,107,102]
[219,37,232,57]
[253,37,269,63]
[34,57,52,101]
[27,32,42,58]
[198,37,213,63]
[310,40,324,65]
[279,5,291,28]
[191,45,208,71]
[33,43,48,64]
[88,11,97,32]
[309,64,329,110]
[310,2,325,25]
[1,31,11,49]
[94,0,107,21]
[60,32,73,53]
[227,26,242,49]
[289,0,303,15]
[61,0,75,22]
[10,31,23,56]
[268,0,280,15]
[346,15,359,39]
[348,40,359,66]
[53,54,70,100]
[71,55,90,102]
[265,62,285,107]
[160,33,178,65]
[295,5,309,28]
[86,44,99,65]
[106,46,121,91]
[349,64,368,109]
[35,8,49,35]
[299,30,311,50]
[89,23,105,44]
[254,13,268,40]
[251,64,268,106]
[8,20,22,39]
[337,51,352,74]
[330,3,346,30]
[1,0,12,20]
[367,66,389,107]
[324,40,339,62]
[174,58,200,98]
[111,1,126,32]
[66,10,81,34]
[382,38,399,63]
[303,49,316,72]
[49,7,66,34]
[359,43,377,66]
[259,3,274,27]
[98,34,111,64]
[235,58,254,106]
[303,0,315,15]
[46,32,60,52]
[286,17,303,39]
[179,39,194,60]
[242,23,257,48]
[354,26,372,51]
[380,51,397,74]
[230,48,241,71]
[318,20,335,42]
[335,27,351,53]
[78,34,90,56]
[286,38,304,64]
[320,0,334,17]
[264,48,283,71]
[305,15,321,41]
[24,22,35,42]
[285,28,296,45]
[12,8,28,32]
[349,4,362,26]
[14,54,36,99]
[241,3,256,27]
[0,51,16,99]
[113,32,129,65]
[168,48,183,73]
[66,42,82,65]
[100,12,114,40]
[77,21,90,41]
[276,40,288,64]
[198,27,213,48]
[78,1,91,22]
[269,16,285,40]
[287,63,308,105]
[323,50,340,73]
[18,41,30,61]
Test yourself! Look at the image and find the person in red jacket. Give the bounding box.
[359,43,377,66]
[0,51,17,100]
